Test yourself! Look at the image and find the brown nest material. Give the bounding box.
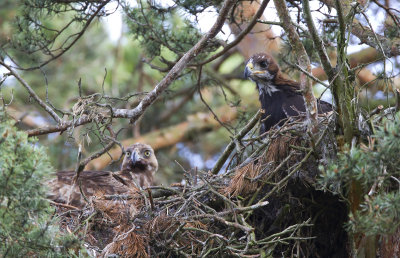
[146,215,208,255]
[52,113,348,257]
[224,132,303,197]
[92,189,143,225]
[101,226,148,258]
[224,113,337,198]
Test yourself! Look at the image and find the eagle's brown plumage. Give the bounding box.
[48,143,158,208]
[244,53,332,134]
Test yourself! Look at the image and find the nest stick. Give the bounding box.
[211,110,262,174]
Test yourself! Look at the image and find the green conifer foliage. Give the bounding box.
[0,112,79,257]
[123,1,220,58]
[319,113,400,236]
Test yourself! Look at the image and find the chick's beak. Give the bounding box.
[244,62,253,78]
[131,150,140,164]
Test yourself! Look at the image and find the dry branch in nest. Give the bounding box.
[91,189,143,225]
[224,113,335,197]
[225,131,302,197]
[52,113,348,257]
[101,226,148,258]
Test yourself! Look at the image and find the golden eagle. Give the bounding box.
[244,53,332,133]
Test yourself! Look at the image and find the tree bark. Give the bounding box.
[273,0,319,133]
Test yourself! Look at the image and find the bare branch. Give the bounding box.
[303,0,334,79]
[0,60,62,123]
[321,0,400,57]
[372,0,400,27]
[197,0,271,65]
[273,0,319,132]
[26,116,91,136]
[211,110,262,175]
[197,66,234,135]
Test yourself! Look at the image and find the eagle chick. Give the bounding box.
[48,143,158,208]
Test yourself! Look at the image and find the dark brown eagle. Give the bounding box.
[244,53,332,134]
[48,143,158,208]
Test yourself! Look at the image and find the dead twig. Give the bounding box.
[211,110,262,174]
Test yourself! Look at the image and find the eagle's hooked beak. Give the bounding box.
[244,62,264,78]
[131,149,140,164]
[244,62,253,78]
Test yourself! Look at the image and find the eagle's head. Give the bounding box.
[121,143,158,175]
[244,53,280,83]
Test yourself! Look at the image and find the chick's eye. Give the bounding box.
[259,61,267,68]
[126,151,131,156]
[144,150,151,157]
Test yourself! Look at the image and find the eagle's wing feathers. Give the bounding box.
[282,94,307,117]
[282,96,333,117]
[48,170,131,207]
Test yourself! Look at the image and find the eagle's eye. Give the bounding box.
[259,61,268,69]
[126,151,131,156]
[144,150,151,157]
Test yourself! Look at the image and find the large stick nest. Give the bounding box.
[53,114,348,257]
